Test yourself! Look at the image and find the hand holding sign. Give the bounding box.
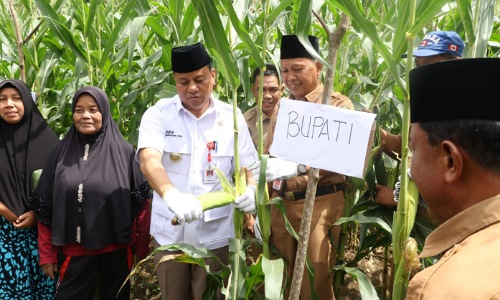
[251,158,299,182]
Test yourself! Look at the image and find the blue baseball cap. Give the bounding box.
[403,31,464,58]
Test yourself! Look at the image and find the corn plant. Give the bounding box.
[1,0,499,299]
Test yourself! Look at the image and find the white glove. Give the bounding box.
[251,158,298,182]
[163,188,202,223]
[233,185,257,214]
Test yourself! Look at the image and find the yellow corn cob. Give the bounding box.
[171,191,235,225]
[198,191,235,210]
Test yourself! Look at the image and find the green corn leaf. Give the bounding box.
[191,0,240,89]
[226,238,249,300]
[32,169,43,188]
[35,0,87,63]
[334,266,380,300]
[219,0,265,67]
[262,256,285,300]
[97,0,136,69]
[84,0,99,37]
[128,16,150,70]
[335,214,392,235]
[245,257,264,299]
[214,168,235,195]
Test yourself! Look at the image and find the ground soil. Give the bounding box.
[337,247,391,300]
[129,239,390,300]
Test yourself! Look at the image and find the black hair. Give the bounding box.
[420,119,500,172]
[251,63,280,84]
[439,53,460,60]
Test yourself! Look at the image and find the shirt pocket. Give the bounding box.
[162,143,191,175]
[151,207,179,243]
[200,205,232,243]
[210,136,234,179]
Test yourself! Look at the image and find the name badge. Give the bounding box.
[272,179,283,191]
[203,163,217,184]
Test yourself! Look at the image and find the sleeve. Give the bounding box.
[331,92,354,110]
[136,103,168,161]
[243,108,258,147]
[263,101,281,155]
[37,221,58,265]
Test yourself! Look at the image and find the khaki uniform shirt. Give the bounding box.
[244,105,271,148]
[406,194,500,299]
[264,83,354,191]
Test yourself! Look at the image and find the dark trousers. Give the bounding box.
[56,247,132,300]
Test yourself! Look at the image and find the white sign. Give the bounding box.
[269,99,376,178]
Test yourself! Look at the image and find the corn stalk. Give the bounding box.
[7,0,25,82]
[2,1,499,298]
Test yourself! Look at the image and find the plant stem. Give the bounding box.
[256,0,271,259]
[8,0,25,82]
[289,167,319,300]
[232,88,244,239]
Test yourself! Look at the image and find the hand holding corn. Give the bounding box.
[233,185,257,214]
[163,188,202,223]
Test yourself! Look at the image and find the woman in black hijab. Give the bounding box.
[0,79,59,298]
[31,86,151,299]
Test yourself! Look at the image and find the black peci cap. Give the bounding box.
[280,34,320,59]
[171,42,212,73]
[410,58,500,123]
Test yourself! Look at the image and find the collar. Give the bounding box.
[174,94,216,119]
[289,83,324,104]
[419,194,500,258]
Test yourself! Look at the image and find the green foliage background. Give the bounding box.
[1,0,498,298]
[2,0,497,145]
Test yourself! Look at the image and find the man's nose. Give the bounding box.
[188,83,198,92]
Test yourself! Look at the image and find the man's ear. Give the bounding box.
[211,67,217,87]
[441,140,463,183]
[315,61,323,74]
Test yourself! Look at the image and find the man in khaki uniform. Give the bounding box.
[253,34,353,299]
[375,30,464,207]
[244,63,284,148]
[405,58,500,299]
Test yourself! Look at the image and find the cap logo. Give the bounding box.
[408,31,464,58]
[426,34,441,44]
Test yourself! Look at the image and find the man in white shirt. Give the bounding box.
[137,42,258,300]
